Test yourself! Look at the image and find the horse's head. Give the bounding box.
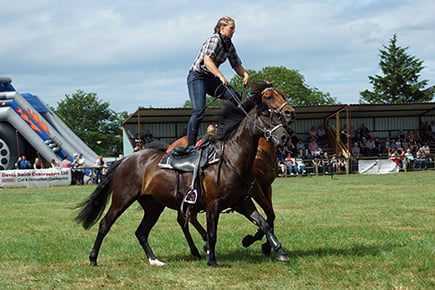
[243,81,295,148]
[254,101,290,149]
[251,81,296,129]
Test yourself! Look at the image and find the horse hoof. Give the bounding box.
[242,235,255,247]
[276,253,289,262]
[90,260,97,266]
[207,261,221,267]
[149,258,165,266]
[261,243,272,256]
[192,253,202,260]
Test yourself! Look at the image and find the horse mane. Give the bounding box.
[250,80,274,97]
[215,81,272,141]
[215,99,251,141]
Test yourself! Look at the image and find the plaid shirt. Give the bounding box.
[191,33,242,74]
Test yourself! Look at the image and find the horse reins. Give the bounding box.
[218,84,285,143]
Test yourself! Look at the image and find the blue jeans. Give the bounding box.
[186,70,240,145]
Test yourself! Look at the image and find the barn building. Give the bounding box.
[122,103,435,173]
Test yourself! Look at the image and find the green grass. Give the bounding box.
[0,171,434,289]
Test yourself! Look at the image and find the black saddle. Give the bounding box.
[168,143,218,172]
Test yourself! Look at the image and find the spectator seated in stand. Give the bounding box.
[295,139,307,158]
[396,138,404,151]
[312,152,322,174]
[421,142,431,161]
[143,129,154,145]
[359,137,369,156]
[408,136,420,154]
[308,126,317,141]
[388,148,403,168]
[320,152,332,174]
[415,148,427,169]
[367,137,378,156]
[278,159,288,177]
[308,138,322,158]
[383,138,392,155]
[337,153,347,173]
[285,153,298,176]
[408,129,420,142]
[295,154,307,175]
[330,153,340,173]
[351,142,361,158]
[403,148,415,170]
[317,125,326,142]
[359,123,370,139]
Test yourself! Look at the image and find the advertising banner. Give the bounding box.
[358,159,400,174]
[0,168,71,187]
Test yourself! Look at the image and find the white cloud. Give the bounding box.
[1,0,434,112]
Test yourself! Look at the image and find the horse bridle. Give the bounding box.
[221,85,289,142]
[260,87,293,126]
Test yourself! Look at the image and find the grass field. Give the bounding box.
[0,171,434,289]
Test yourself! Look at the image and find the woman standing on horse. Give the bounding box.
[187,16,250,146]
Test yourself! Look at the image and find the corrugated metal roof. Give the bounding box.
[123,103,435,125]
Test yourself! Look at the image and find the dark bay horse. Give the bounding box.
[166,93,290,256]
[75,82,294,267]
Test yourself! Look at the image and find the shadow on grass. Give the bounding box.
[290,244,384,258]
[154,241,391,266]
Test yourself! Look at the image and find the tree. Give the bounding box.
[52,90,125,156]
[183,94,220,108]
[183,66,336,108]
[230,66,337,106]
[360,34,435,104]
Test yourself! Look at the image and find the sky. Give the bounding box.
[2,0,435,114]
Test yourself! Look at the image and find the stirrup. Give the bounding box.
[183,188,198,204]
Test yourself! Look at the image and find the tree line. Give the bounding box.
[52,34,434,156]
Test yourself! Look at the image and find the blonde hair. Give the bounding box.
[214,16,234,33]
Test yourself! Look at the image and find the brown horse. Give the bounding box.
[75,82,295,267]
[166,122,284,256]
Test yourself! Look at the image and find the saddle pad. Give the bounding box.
[158,154,173,169]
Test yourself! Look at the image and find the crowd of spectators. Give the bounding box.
[277,121,435,176]
[133,130,154,151]
[277,125,343,176]
[342,123,433,170]
[12,152,108,185]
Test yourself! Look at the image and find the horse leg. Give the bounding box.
[205,209,221,267]
[89,199,135,266]
[242,183,265,247]
[136,196,166,266]
[189,211,207,241]
[177,210,202,259]
[259,184,275,256]
[242,183,276,255]
[189,211,208,253]
[236,197,289,262]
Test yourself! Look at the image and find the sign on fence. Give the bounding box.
[358,159,400,174]
[0,168,71,188]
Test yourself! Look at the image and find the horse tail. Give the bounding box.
[75,159,123,229]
